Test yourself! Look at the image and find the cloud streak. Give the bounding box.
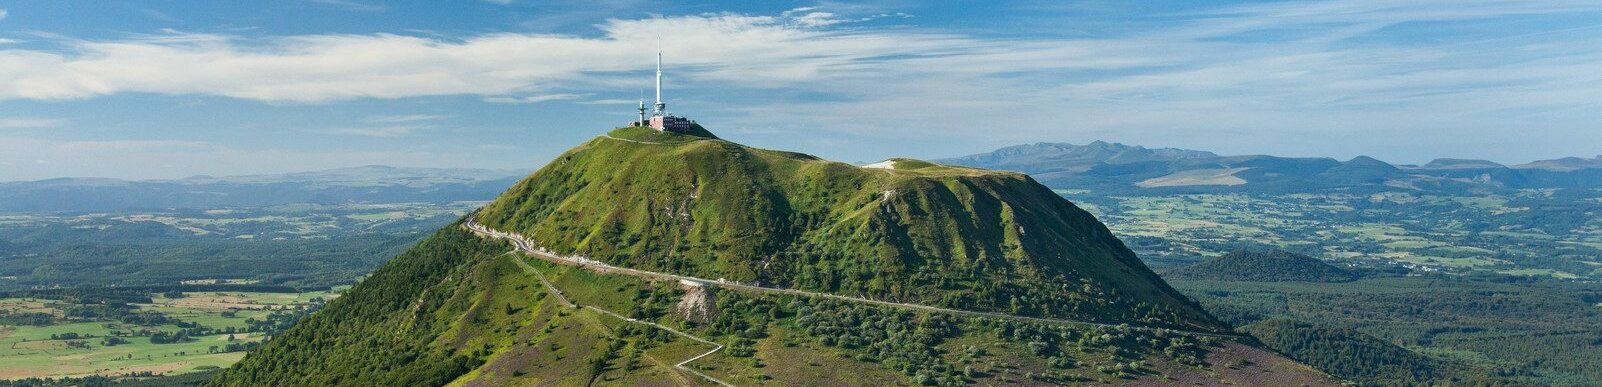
[1,1,1600,168]
[0,117,65,129]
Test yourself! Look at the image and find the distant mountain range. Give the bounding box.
[9,141,1600,213]
[939,142,1602,194]
[0,165,527,212]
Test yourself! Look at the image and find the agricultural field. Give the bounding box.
[0,290,332,381]
[1063,191,1602,279]
[0,202,481,291]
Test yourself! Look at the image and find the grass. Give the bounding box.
[1086,191,1598,279]
[0,291,325,380]
[476,126,1220,330]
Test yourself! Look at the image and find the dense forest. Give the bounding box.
[1175,276,1602,385]
[1242,319,1456,385]
[1165,250,1358,282]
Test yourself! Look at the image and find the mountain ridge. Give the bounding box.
[939,141,1602,193]
[0,165,526,212]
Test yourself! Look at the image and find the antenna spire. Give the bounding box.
[653,38,665,116]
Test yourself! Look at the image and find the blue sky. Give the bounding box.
[1,0,1600,180]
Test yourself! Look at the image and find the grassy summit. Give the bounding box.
[477,127,1222,331]
[209,126,1345,386]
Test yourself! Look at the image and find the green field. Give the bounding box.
[0,291,331,381]
[1065,192,1602,278]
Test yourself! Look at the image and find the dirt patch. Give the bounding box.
[1145,341,1341,386]
[13,340,69,350]
[675,281,716,323]
[101,361,192,378]
[165,294,267,310]
[0,299,61,316]
[216,333,253,341]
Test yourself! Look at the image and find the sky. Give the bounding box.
[1,0,1600,181]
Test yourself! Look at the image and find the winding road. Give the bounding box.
[464,219,1242,340]
[503,247,733,387]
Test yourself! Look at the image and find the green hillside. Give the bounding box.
[208,126,1345,386]
[210,220,1338,386]
[1166,250,1357,282]
[476,127,1220,332]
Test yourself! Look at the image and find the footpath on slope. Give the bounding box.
[464,219,1244,341]
[503,252,734,387]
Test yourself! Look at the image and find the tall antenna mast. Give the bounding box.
[653,37,665,115]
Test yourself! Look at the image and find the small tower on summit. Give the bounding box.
[633,39,693,133]
[637,92,647,126]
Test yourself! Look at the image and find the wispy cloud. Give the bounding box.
[318,125,426,137]
[578,98,638,105]
[364,114,447,124]
[0,117,66,129]
[1,2,1600,164]
[308,0,387,12]
[484,93,589,104]
[0,8,8,20]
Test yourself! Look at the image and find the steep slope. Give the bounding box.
[476,127,1221,331]
[1166,250,1357,282]
[212,126,1343,386]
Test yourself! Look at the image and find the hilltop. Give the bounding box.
[475,126,1218,330]
[210,126,1340,386]
[1166,250,1358,282]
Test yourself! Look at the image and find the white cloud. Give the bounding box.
[578,98,638,105]
[1,2,1600,165]
[318,125,425,137]
[781,7,843,27]
[484,93,589,104]
[364,114,447,123]
[309,0,386,12]
[0,117,65,129]
[0,8,8,20]
[0,12,1096,103]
